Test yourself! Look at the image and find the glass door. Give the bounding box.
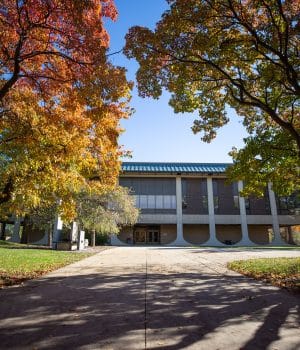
[134,229,146,244]
[147,230,160,244]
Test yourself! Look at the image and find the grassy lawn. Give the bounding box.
[228,257,300,293]
[0,241,93,287]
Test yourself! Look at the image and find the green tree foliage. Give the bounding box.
[124,0,300,195]
[75,186,139,235]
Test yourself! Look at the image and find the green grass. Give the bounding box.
[228,257,300,293]
[0,241,93,287]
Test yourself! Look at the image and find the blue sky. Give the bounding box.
[105,0,248,163]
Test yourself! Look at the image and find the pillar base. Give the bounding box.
[167,238,191,246]
[235,239,255,247]
[202,238,226,247]
[110,234,128,246]
[271,238,290,246]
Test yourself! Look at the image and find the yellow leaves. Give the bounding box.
[0,1,133,221]
[0,62,132,221]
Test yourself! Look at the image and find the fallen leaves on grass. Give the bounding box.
[228,258,300,293]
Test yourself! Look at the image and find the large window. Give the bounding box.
[212,179,240,215]
[181,178,208,214]
[134,195,176,210]
[277,193,300,215]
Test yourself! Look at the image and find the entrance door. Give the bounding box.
[134,227,160,244]
[147,230,160,244]
[134,229,147,244]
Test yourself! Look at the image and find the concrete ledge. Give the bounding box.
[278,215,300,225]
[182,215,209,224]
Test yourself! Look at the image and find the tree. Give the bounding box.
[0,62,132,219]
[124,0,300,195]
[75,186,139,246]
[0,0,133,219]
[0,0,117,101]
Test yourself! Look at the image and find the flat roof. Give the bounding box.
[121,162,231,174]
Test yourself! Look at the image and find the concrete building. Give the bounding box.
[112,162,300,246]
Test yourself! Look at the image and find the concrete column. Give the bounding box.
[268,182,286,245]
[11,217,21,243]
[206,177,219,245]
[173,176,188,245]
[52,216,63,249]
[237,181,253,246]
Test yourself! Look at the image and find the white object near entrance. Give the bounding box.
[78,230,85,250]
[71,222,78,242]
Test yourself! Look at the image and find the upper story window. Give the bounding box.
[276,193,299,215]
[134,195,176,210]
[181,178,208,214]
[213,179,240,215]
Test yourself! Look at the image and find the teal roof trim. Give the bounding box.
[121,162,231,174]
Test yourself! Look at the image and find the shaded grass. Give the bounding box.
[0,241,94,287]
[228,258,300,293]
[0,240,50,249]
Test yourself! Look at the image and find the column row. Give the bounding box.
[174,177,284,246]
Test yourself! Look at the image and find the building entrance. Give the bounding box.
[134,226,160,244]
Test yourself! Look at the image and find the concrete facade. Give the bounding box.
[6,162,298,247]
[117,162,300,246]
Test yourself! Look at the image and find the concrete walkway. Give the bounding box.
[0,247,299,350]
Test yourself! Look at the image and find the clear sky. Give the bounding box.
[106,0,249,163]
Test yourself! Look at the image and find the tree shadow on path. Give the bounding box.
[0,266,299,349]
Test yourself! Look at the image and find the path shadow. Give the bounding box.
[0,266,299,349]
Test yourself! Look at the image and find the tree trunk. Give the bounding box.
[287,226,294,245]
[48,223,53,248]
[91,229,96,247]
[0,222,6,241]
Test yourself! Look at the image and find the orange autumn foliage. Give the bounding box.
[0,0,132,220]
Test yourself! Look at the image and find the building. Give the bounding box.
[111,162,300,246]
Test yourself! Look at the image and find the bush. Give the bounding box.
[85,231,109,246]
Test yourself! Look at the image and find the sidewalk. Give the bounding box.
[0,247,299,349]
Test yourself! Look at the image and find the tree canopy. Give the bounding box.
[76,186,139,235]
[124,0,300,195]
[0,0,132,219]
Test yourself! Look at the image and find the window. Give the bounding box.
[133,195,140,208]
[245,197,250,210]
[163,195,171,209]
[202,196,208,209]
[148,195,155,209]
[132,195,176,209]
[140,195,148,208]
[213,196,219,210]
[170,195,176,209]
[156,195,163,209]
[233,195,240,209]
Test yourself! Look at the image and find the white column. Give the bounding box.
[268,182,286,245]
[173,176,188,245]
[237,181,253,246]
[206,177,219,245]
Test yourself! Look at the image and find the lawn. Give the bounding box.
[0,241,93,287]
[228,257,300,293]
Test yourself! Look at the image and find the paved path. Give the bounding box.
[0,247,299,350]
